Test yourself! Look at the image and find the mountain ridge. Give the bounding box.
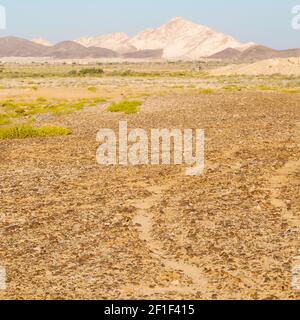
[1,18,299,61]
[208,45,300,61]
[75,17,255,59]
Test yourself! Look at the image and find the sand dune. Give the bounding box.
[211,57,300,75]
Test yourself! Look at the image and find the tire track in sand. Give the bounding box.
[130,182,208,295]
[269,122,300,288]
[269,122,300,229]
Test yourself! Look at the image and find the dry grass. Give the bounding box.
[106,100,142,114]
[0,125,71,139]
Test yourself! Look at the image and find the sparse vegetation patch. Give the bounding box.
[0,125,71,140]
[106,100,142,114]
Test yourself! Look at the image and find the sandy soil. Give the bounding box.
[211,57,300,76]
[0,90,299,300]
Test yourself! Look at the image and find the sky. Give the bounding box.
[0,0,299,49]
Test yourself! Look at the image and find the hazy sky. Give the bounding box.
[0,0,299,49]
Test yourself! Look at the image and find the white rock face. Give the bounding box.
[75,32,136,53]
[32,37,53,47]
[73,17,255,59]
[128,17,253,59]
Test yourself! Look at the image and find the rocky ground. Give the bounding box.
[0,89,299,299]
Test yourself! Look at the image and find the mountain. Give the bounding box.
[75,32,136,53]
[32,37,53,47]
[0,36,47,57]
[208,48,243,60]
[44,41,118,58]
[122,49,163,59]
[126,17,254,59]
[209,45,300,62]
[0,37,119,58]
[238,45,300,61]
[1,18,300,61]
[73,17,255,60]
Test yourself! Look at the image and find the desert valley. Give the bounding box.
[0,17,299,300]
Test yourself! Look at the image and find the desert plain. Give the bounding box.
[0,59,299,300]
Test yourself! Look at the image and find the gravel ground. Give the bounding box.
[0,91,299,299]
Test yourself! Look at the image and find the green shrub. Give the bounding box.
[36,97,47,103]
[121,70,132,76]
[78,68,104,76]
[106,100,142,114]
[15,107,26,115]
[68,70,78,76]
[223,85,242,92]
[46,101,85,116]
[257,85,277,91]
[88,86,97,93]
[282,88,300,94]
[0,125,71,140]
[0,114,10,125]
[199,88,214,94]
[0,97,105,123]
[1,99,16,111]
[92,97,107,103]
